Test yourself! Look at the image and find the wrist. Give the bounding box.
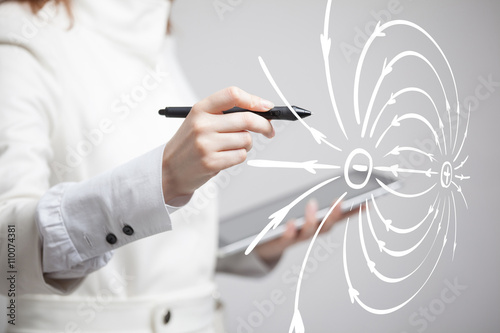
[161,149,193,206]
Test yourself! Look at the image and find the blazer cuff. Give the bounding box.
[36,145,173,276]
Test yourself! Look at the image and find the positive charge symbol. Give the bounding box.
[440,161,453,188]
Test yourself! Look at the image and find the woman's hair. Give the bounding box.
[10,0,174,32]
[14,0,71,14]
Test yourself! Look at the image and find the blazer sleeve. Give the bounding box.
[0,41,82,295]
[0,42,177,294]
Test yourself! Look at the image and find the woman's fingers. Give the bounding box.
[297,199,319,241]
[254,221,298,265]
[212,132,253,152]
[213,112,275,139]
[202,149,248,172]
[195,86,274,115]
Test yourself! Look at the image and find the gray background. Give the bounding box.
[172,0,499,332]
[1,1,498,332]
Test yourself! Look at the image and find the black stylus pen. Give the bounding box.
[158,106,312,121]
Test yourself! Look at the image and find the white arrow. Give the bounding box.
[288,309,305,333]
[379,202,441,257]
[455,174,470,181]
[361,57,393,138]
[371,193,439,234]
[384,145,436,162]
[291,192,347,328]
[259,56,342,151]
[354,19,459,153]
[354,21,386,125]
[363,199,385,252]
[376,113,443,154]
[343,192,451,315]
[454,155,469,170]
[320,0,348,140]
[450,192,458,260]
[245,176,340,255]
[362,51,451,139]
[374,164,438,178]
[451,181,468,209]
[247,159,340,174]
[375,114,401,149]
[343,214,360,303]
[376,178,436,199]
[360,200,445,283]
[370,87,444,143]
[453,104,471,163]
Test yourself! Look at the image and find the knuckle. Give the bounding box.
[194,136,209,155]
[226,86,241,103]
[192,120,207,135]
[200,155,218,173]
[236,149,247,164]
[240,112,254,129]
[243,132,253,150]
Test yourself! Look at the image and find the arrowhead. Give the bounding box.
[382,57,393,76]
[390,145,400,155]
[443,237,448,247]
[368,260,376,273]
[377,240,386,252]
[390,164,399,177]
[428,205,434,214]
[348,287,360,303]
[268,206,291,229]
[437,223,442,232]
[388,93,396,105]
[304,160,318,174]
[289,310,305,333]
[425,168,432,177]
[428,154,436,162]
[457,186,462,193]
[383,219,392,231]
[309,127,326,144]
[439,119,444,129]
[446,100,451,112]
[374,21,386,37]
[392,115,400,127]
[320,34,331,56]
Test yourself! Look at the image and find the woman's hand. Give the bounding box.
[161,87,275,205]
[255,200,360,266]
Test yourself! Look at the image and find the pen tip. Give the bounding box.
[293,105,312,118]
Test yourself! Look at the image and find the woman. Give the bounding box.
[0,0,347,331]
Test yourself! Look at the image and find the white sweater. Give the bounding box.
[0,1,268,331]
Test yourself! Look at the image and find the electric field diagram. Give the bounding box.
[244,1,471,332]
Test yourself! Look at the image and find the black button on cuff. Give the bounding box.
[163,310,171,324]
[106,233,117,245]
[122,225,134,236]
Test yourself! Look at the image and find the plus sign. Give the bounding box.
[443,165,451,184]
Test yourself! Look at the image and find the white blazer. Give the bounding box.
[0,1,270,332]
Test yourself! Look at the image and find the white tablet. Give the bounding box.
[218,171,401,258]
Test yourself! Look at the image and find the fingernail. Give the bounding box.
[308,198,318,210]
[261,99,274,110]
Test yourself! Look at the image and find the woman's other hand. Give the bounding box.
[255,200,360,266]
